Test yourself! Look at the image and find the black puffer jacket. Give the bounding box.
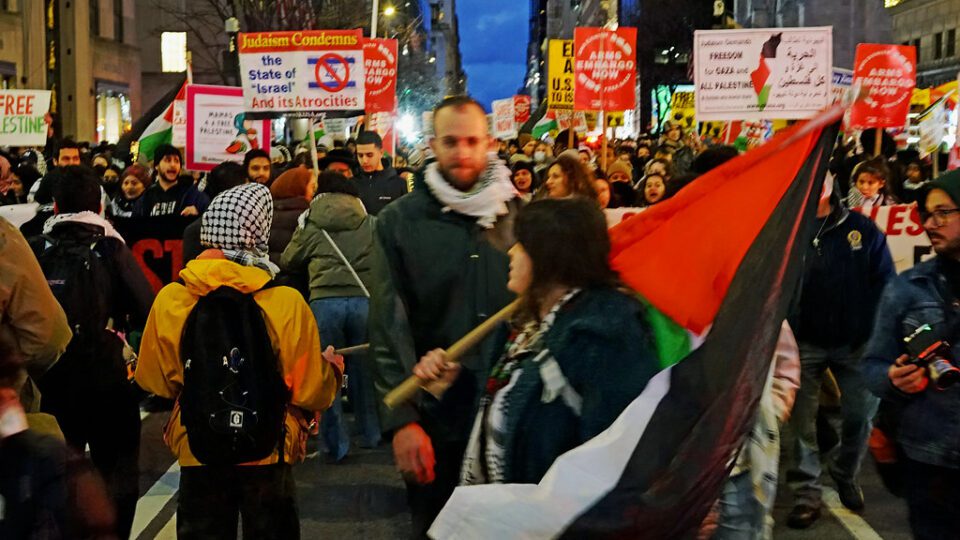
[268,197,309,266]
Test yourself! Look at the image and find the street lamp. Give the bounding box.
[384,6,396,17]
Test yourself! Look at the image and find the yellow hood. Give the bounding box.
[179,258,272,296]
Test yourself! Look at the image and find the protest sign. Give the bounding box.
[574,27,638,111]
[492,98,518,139]
[0,202,38,228]
[186,85,271,172]
[367,111,396,156]
[694,27,832,120]
[363,38,398,113]
[669,91,696,131]
[548,40,575,110]
[918,97,947,155]
[832,68,853,104]
[605,204,930,274]
[0,90,51,146]
[848,44,916,130]
[172,97,187,147]
[514,95,531,125]
[238,29,365,113]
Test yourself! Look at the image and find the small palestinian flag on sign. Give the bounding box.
[750,33,782,112]
[429,105,843,539]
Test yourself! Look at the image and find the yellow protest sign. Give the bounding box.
[606,111,624,127]
[911,88,931,109]
[669,91,696,130]
[548,40,575,110]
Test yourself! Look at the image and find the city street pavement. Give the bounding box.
[131,410,912,539]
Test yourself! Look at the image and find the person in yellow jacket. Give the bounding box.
[135,183,343,540]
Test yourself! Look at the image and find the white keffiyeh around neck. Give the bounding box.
[423,153,518,229]
[43,211,125,243]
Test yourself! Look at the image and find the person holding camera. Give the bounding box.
[863,170,960,540]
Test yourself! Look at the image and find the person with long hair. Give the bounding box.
[542,154,598,201]
[413,197,658,486]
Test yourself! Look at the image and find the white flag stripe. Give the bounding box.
[429,367,673,539]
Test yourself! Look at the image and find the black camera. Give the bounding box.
[903,324,960,390]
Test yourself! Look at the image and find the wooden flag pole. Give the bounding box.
[334,344,369,356]
[874,127,883,157]
[383,299,520,409]
[601,109,608,172]
[567,111,575,150]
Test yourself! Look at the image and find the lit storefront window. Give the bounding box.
[96,85,131,143]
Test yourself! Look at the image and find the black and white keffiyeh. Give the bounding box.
[423,152,518,229]
[201,183,279,277]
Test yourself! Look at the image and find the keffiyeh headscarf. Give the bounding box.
[201,183,280,277]
[423,152,518,229]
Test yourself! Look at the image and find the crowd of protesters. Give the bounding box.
[0,94,956,540]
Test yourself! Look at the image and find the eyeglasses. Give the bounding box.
[920,208,960,227]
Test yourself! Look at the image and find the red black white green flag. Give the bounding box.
[429,107,843,538]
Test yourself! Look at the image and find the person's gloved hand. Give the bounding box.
[393,422,435,485]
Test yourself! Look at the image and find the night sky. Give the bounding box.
[457,1,529,112]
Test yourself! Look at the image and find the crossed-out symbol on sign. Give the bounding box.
[313,53,351,92]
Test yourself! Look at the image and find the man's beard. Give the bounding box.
[438,162,485,192]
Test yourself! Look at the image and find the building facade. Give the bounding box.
[731,0,892,69]
[0,1,141,144]
[888,0,960,87]
[429,0,466,95]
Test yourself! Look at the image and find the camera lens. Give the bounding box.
[928,357,960,390]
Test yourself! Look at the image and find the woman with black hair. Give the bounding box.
[511,161,535,202]
[413,197,659,485]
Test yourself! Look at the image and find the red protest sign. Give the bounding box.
[514,95,531,124]
[574,27,637,111]
[363,38,398,113]
[849,44,917,129]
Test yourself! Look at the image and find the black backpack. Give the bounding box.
[178,285,289,465]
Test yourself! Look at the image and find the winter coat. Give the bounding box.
[280,193,376,301]
[863,258,960,468]
[0,217,71,412]
[134,257,340,467]
[788,204,895,349]
[485,287,659,484]
[354,167,408,216]
[268,196,309,267]
[370,174,520,441]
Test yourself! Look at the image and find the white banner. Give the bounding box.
[694,27,832,121]
[492,98,518,139]
[0,90,51,146]
[238,30,365,113]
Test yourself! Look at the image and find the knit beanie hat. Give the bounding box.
[122,164,153,190]
[606,159,633,181]
[921,168,960,208]
[270,165,311,200]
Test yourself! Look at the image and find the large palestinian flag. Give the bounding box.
[429,106,843,538]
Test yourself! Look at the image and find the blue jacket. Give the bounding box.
[789,205,895,348]
[863,258,960,468]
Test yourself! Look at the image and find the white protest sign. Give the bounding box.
[238,29,365,113]
[0,90,51,146]
[493,98,518,139]
[186,85,271,172]
[918,99,948,156]
[694,27,832,120]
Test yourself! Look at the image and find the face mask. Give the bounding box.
[534,151,546,163]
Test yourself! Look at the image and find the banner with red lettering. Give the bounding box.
[363,38,398,113]
[112,216,195,294]
[849,44,917,130]
[574,27,638,111]
[606,204,931,274]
